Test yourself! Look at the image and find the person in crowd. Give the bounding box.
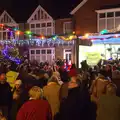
[68,64,78,77]
[0,110,7,120]
[16,86,52,120]
[10,80,28,120]
[90,74,111,104]
[97,83,120,120]
[59,76,91,120]
[0,72,12,119]
[6,62,19,88]
[43,75,61,119]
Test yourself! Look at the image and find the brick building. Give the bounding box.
[70,0,120,67]
[0,4,75,64]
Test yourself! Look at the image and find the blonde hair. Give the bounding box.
[29,86,43,100]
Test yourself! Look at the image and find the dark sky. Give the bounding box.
[0,0,81,22]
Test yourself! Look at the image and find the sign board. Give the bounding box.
[86,52,101,66]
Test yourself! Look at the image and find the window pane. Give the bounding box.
[69,54,71,60]
[41,50,46,54]
[99,13,105,18]
[47,22,52,27]
[41,23,46,27]
[36,50,40,54]
[36,24,40,28]
[107,19,114,29]
[99,19,106,32]
[115,12,120,17]
[31,24,35,28]
[47,50,51,54]
[107,12,114,17]
[115,18,120,27]
[47,28,52,35]
[31,50,35,54]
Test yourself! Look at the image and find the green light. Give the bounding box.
[52,35,57,40]
[13,28,18,31]
[100,29,108,34]
[26,31,32,35]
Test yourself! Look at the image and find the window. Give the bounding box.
[99,13,105,18]
[115,12,120,17]
[47,22,52,27]
[36,50,40,54]
[31,24,35,28]
[31,50,35,54]
[36,24,40,28]
[41,50,46,54]
[63,22,72,34]
[41,23,46,27]
[47,49,51,54]
[107,12,114,17]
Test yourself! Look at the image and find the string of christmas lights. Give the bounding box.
[0,24,77,41]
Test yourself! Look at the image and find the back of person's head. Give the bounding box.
[29,86,43,100]
[48,75,58,84]
[106,83,117,95]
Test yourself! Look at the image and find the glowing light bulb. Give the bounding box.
[84,33,89,38]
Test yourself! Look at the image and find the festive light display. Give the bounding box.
[0,24,76,41]
[2,46,21,64]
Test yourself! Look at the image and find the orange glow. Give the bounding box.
[16,31,20,35]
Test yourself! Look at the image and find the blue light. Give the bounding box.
[2,46,21,64]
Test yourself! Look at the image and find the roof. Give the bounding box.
[70,0,87,15]
[0,0,81,22]
[98,4,120,10]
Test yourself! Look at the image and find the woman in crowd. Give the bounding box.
[10,80,28,120]
[16,86,52,120]
[43,75,61,119]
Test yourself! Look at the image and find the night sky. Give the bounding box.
[0,0,81,22]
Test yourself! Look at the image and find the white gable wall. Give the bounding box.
[27,5,55,36]
[0,10,18,40]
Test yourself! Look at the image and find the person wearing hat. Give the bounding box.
[10,80,28,120]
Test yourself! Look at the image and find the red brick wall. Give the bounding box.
[55,18,72,34]
[73,0,120,35]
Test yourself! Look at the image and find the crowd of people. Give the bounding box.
[0,58,120,120]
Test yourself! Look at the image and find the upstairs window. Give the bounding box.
[63,22,72,34]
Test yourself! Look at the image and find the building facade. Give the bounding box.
[70,0,120,67]
[0,5,75,64]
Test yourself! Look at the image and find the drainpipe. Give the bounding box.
[72,15,79,68]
